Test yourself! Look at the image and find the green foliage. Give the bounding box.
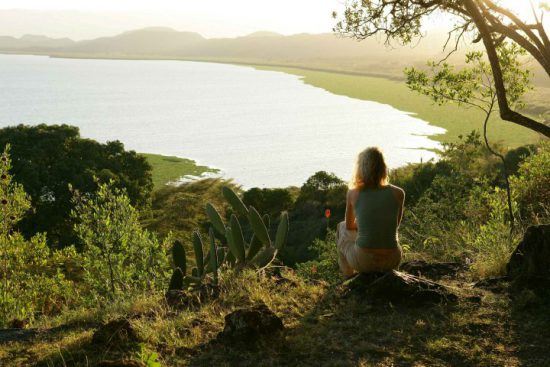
[202,186,290,270]
[242,187,294,217]
[0,124,153,247]
[405,43,531,113]
[282,171,347,265]
[144,178,236,240]
[167,228,221,291]
[396,136,548,279]
[0,146,74,325]
[72,181,170,300]
[296,230,340,284]
[511,142,550,222]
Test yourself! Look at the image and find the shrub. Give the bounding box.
[0,146,74,325]
[0,124,153,247]
[296,230,340,284]
[72,181,171,301]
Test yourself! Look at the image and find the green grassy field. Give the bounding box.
[141,153,218,190]
[256,66,542,148]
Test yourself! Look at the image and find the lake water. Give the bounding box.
[0,54,444,188]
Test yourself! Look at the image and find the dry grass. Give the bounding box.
[1,268,549,367]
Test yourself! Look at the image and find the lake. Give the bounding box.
[0,54,445,188]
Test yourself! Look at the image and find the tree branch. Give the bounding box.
[464,0,550,138]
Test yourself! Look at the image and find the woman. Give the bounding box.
[337,147,405,277]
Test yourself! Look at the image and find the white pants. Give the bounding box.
[336,221,402,277]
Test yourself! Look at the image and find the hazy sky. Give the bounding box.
[0,0,342,39]
[0,0,544,39]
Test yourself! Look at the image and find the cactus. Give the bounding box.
[274,212,289,250]
[172,240,187,276]
[168,268,184,291]
[202,186,290,270]
[222,186,248,217]
[192,232,204,277]
[229,214,246,262]
[209,227,218,285]
[206,203,225,236]
[248,206,270,245]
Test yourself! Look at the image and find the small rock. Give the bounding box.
[92,318,139,346]
[507,225,550,283]
[343,270,458,305]
[400,260,465,280]
[217,303,284,344]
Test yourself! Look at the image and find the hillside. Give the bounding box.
[1,27,548,88]
[0,27,492,81]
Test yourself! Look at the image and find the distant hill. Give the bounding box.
[0,34,75,50]
[0,27,547,87]
[0,27,457,79]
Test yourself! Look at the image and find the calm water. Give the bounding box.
[0,54,444,187]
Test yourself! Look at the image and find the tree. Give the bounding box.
[0,124,153,247]
[333,0,550,138]
[405,43,533,231]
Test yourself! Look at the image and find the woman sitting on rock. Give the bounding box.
[337,147,405,278]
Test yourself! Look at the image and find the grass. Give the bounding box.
[2,269,549,367]
[141,153,219,190]
[254,66,543,148]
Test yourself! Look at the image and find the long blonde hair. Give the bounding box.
[350,147,389,189]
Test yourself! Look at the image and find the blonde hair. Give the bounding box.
[350,147,389,189]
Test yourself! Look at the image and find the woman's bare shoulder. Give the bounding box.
[389,184,405,199]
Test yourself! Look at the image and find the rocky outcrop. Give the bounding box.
[217,303,284,344]
[342,270,458,305]
[507,225,550,283]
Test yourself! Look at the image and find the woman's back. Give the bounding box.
[354,186,399,249]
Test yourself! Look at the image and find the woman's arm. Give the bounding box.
[345,189,358,230]
[395,187,405,227]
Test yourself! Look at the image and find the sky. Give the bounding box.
[0,0,545,40]
[0,0,343,39]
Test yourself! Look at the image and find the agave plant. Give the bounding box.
[205,186,289,269]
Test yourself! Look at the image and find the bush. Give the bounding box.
[0,146,74,325]
[296,230,340,284]
[72,181,171,302]
[0,124,153,247]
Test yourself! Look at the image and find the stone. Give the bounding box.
[507,225,550,282]
[217,303,284,344]
[400,260,465,280]
[342,270,458,305]
[92,318,139,346]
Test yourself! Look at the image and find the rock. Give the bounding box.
[342,270,458,305]
[400,260,465,280]
[217,303,284,344]
[92,318,139,346]
[97,360,145,367]
[507,225,550,282]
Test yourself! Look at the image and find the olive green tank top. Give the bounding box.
[354,186,399,249]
